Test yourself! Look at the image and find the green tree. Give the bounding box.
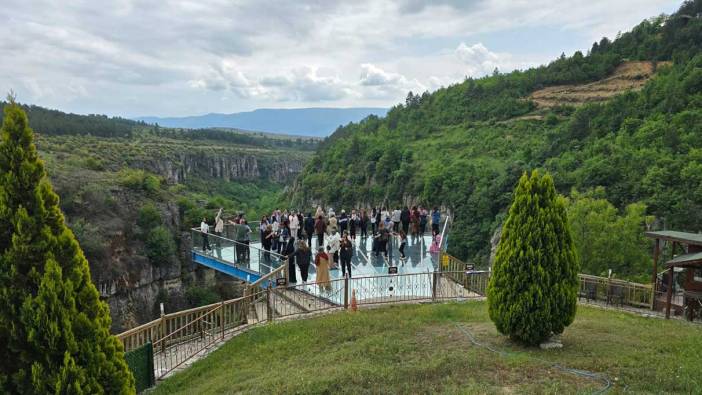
[487,171,579,345]
[0,99,134,393]
[145,226,176,267]
[566,189,651,281]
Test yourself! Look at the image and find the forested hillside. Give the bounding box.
[0,104,313,331]
[292,0,702,280]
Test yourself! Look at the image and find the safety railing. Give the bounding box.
[191,228,286,275]
[151,296,249,379]
[578,274,654,309]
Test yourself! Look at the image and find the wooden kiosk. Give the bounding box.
[645,231,702,320]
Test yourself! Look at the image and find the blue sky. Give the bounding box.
[0,0,682,118]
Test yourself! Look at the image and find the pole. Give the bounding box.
[651,239,660,310]
[159,303,165,353]
[344,275,349,309]
[432,271,438,301]
[220,301,225,340]
[266,287,273,322]
[665,266,674,319]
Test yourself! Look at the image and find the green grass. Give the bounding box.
[152,302,702,394]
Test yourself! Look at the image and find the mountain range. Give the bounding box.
[136,107,388,137]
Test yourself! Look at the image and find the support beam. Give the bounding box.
[651,239,660,310]
[665,266,674,319]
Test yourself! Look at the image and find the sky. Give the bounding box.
[0,0,682,118]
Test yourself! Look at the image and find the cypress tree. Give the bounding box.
[487,170,579,346]
[0,98,135,393]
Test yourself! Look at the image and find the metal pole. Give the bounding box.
[344,275,349,309]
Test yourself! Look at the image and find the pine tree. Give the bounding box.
[0,97,135,393]
[487,170,579,346]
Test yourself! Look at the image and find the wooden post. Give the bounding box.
[651,239,660,310]
[159,303,166,353]
[665,266,674,319]
[432,271,438,301]
[266,287,273,322]
[220,301,225,340]
[343,275,349,309]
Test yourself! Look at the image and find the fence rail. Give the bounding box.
[578,273,654,309]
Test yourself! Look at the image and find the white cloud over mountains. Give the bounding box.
[0,0,681,116]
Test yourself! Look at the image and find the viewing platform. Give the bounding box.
[190,216,459,305]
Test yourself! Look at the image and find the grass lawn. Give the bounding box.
[152,302,702,394]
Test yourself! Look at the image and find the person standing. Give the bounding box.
[340,232,353,278]
[339,210,349,234]
[315,215,325,248]
[375,222,389,258]
[295,240,312,283]
[260,215,269,242]
[349,210,357,240]
[431,207,441,233]
[419,207,428,235]
[304,212,315,248]
[400,206,410,235]
[327,213,336,233]
[297,212,304,239]
[242,220,252,261]
[370,207,378,235]
[327,227,340,269]
[200,217,211,252]
[289,211,300,241]
[262,224,273,262]
[284,236,297,284]
[429,229,442,254]
[315,246,332,293]
[410,206,420,241]
[392,207,402,232]
[214,208,224,259]
[398,230,408,260]
[271,218,280,254]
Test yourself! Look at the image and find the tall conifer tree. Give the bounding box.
[0,97,134,393]
[487,170,579,346]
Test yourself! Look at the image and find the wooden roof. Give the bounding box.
[645,230,702,246]
[665,251,702,268]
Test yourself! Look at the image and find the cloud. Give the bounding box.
[359,64,426,98]
[0,0,680,116]
[190,62,353,102]
[454,42,509,75]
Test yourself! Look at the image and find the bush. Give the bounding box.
[185,286,220,307]
[119,168,162,193]
[487,170,579,346]
[145,226,176,266]
[137,203,162,232]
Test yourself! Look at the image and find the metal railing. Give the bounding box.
[191,228,286,275]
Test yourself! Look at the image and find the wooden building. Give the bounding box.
[645,231,702,320]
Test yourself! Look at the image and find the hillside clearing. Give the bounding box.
[530,61,671,108]
[152,302,702,394]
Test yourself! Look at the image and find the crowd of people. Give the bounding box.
[198,206,444,289]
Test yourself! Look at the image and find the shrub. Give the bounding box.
[145,226,176,266]
[185,286,220,307]
[137,203,162,232]
[487,170,579,346]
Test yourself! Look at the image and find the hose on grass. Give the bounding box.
[451,322,613,394]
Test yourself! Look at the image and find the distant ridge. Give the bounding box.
[136,107,388,137]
